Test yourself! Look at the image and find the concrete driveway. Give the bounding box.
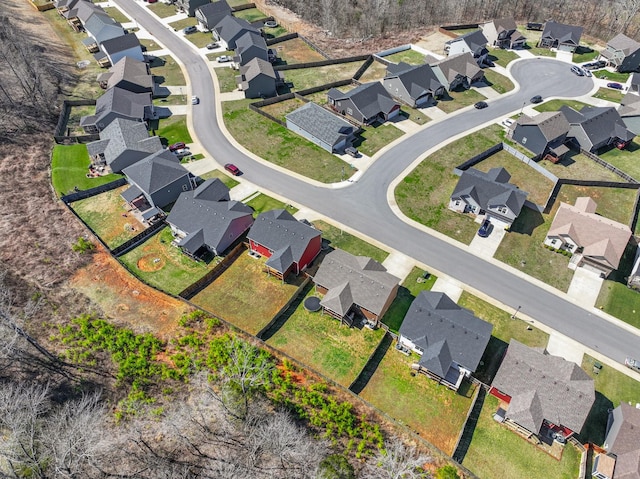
[567,267,604,308]
[467,218,507,258]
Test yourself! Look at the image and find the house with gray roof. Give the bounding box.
[560,105,635,152]
[313,249,400,327]
[490,339,595,441]
[620,92,640,135]
[510,111,571,160]
[285,102,356,153]
[594,401,640,479]
[538,21,583,52]
[432,52,484,91]
[480,18,526,49]
[55,0,84,16]
[232,31,269,68]
[630,73,640,93]
[81,12,125,53]
[195,1,232,31]
[86,117,162,173]
[235,57,279,98]
[383,62,445,107]
[121,150,193,212]
[166,179,254,258]
[444,30,489,65]
[81,86,154,133]
[599,33,640,73]
[97,56,155,94]
[94,33,144,68]
[213,15,261,51]
[449,167,528,226]
[247,209,321,280]
[64,0,104,31]
[176,0,209,17]
[327,82,400,125]
[398,291,492,391]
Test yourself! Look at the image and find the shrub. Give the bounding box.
[72,236,95,253]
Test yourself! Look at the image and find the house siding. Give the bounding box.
[620,48,640,72]
[511,125,549,155]
[249,239,272,258]
[384,78,416,106]
[149,176,192,209]
[298,235,322,271]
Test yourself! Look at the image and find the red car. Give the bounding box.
[224,163,240,176]
[168,142,186,152]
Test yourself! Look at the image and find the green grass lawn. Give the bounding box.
[262,25,289,40]
[524,46,557,57]
[398,106,431,125]
[207,50,234,62]
[487,49,520,68]
[67,104,97,135]
[380,267,437,332]
[245,193,299,217]
[119,227,218,295]
[51,145,122,197]
[596,279,640,329]
[356,60,389,83]
[147,2,177,18]
[534,99,589,113]
[556,184,637,224]
[592,87,624,103]
[154,94,186,106]
[359,348,475,455]
[261,97,308,123]
[598,139,640,181]
[102,7,130,24]
[149,55,185,86]
[267,288,386,387]
[540,150,625,182]
[139,38,162,52]
[482,69,515,94]
[354,122,405,157]
[437,88,487,113]
[232,7,265,22]
[383,49,427,65]
[214,65,238,92]
[198,169,240,189]
[155,115,192,145]
[463,395,581,479]
[285,62,365,91]
[572,47,600,63]
[169,17,197,31]
[593,70,630,82]
[186,31,215,48]
[222,99,351,183]
[312,220,389,263]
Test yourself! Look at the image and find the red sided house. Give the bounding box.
[247,209,321,280]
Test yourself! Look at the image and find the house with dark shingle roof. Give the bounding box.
[86,117,162,173]
[81,12,125,53]
[490,339,595,441]
[64,0,104,31]
[383,62,445,107]
[213,15,261,51]
[94,33,144,68]
[80,86,154,133]
[538,21,583,52]
[232,31,269,68]
[195,0,232,31]
[510,111,571,161]
[176,0,209,17]
[312,249,400,327]
[166,179,254,258]
[235,57,279,99]
[398,291,492,391]
[327,82,400,125]
[480,18,526,49]
[285,102,356,153]
[594,401,640,479]
[619,92,640,135]
[432,52,484,90]
[97,56,155,94]
[560,105,636,152]
[449,167,528,226]
[545,197,632,277]
[121,150,193,212]
[247,209,321,280]
[444,30,489,61]
[599,33,640,73]
[55,0,84,16]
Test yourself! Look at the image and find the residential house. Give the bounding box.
[544,197,632,277]
[64,0,104,31]
[383,62,445,107]
[538,21,583,52]
[444,30,490,65]
[94,33,145,68]
[510,111,571,161]
[630,72,640,93]
[247,209,322,280]
[398,291,492,391]
[86,117,162,173]
[235,57,279,98]
[599,33,640,73]
[213,15,261,51]
[80,86,154,133]
[593,402,640,479]
[285,102,356,153]
[480,18,526,49]
[449,167,529,227]
[490,339,595,441]
[233,31,269,68]
[561,105,635,152]
[312,249,400,327]
[195,0,232,31]
[166,179,254,258]
[175,0,210,17]
[619,92,640,135]
[54,0,84,16]
[121,150,193,214]
[81,12,125,53]
[327,82,401,125]
[432,52,485,90]
[96,56,156,95]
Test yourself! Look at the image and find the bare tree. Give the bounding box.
[362,439,432,479]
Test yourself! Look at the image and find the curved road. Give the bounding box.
[117,0,640,364]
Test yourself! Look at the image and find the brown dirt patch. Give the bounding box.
[137,254,166,272]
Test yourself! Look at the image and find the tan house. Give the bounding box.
[544,197,631,277]
[593,401,640,479]
[480,18,527,49]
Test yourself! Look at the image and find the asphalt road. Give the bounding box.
[116,0,640,364]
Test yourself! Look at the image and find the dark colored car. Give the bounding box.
[570,65,584,76]
[477,218,492,237]
[345,147,359,158]
[168,142,186,152]
[183,26,197,35]
[530,95,543,104]
[607,82,623,90]
[625,357,640,372]
[583,60,606,70]
[474,101,488,109]
[224,163,241,176]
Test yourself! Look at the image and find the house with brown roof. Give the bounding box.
[480,18,526,49]
[490,339,595,442]
[312,249,400,327]
[593,401,640,479]
[510,111,571,161]
[432,52,484,91]
[545,197,632,277]
[599,33,640,73]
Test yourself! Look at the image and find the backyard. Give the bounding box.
[155,115,192,145]
[540,150,625,182]
[284,61,366,91]
[51,144,122,196]
[273,37,326,65]
[599,139,640,182]
[383,49,428,65]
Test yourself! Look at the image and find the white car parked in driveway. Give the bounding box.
[216,55,231,63]
[502,118,514,128]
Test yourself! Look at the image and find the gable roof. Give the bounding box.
[433,52,482,82]
[491,17,519,33]
[383,62,444,98]
[607,33,640,55]
[81,86,152,129]
[122,150,190,196]
[86,117,161,165]
[327,82,399,119]
[561,105,636,145]
[313,249,400,318]
[451,167,528,215]
[619,92,640,118]
[445,30,488,53]
[491,339,594,434]
[548,197,631,269]
[196,0,232,26]
[235,30,267,54]
[239,57,276,82]
[248,209,321,272]
[65,0,103,21]
[605,402,640,479]
[516,111,570,141]
[541,21,583,45]
[83,11,124,44]
[105,56,154,91]
[100,33,142,56]
[214,15,260,44]
[399,291,492,376]
[285,102,355,148]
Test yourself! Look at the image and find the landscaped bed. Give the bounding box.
[51,144,122,196]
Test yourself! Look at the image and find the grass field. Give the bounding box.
[572,47,600,63]
[274,37,326,65]
[261,97,307,123]
[191,251,304,335]
[119,227,218,295]
[214,65,238,92]
[156,115,192,145]
[380,267,437,332]
[139,38,162,52]
[199,169,240,189]
[398,106,431,125]
[72,186,145,249]
[534,99,589,113]
[599,139,640,181]
[232,7,265,23]
[593,70,630,82]
[312,220,389,263]
[357,60,389,82]
[285,62,365,91]
[596,281,640,329]
[245,193,299,217]
[487,49,520,68]
[267,288,386,387]
[168,17,197,31]
[186,31,215,49]
[383,49,428,65]
[51,145,122,196]
[540,150,625,182]
[67,104,97,135]
[149,55,185,86]
[354,122,405,157]
[437,88,487,114]
[592,87,624,103]
[147,2,177,18]
[482,69,515,94]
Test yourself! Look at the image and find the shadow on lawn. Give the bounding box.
[257,282,313,341]
[508,208,545,236]
[578,391,612,446]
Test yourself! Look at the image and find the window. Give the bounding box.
[522,137,527,144]
[346,108,353,115]
[182,184,189,191]
[455,200,460,206]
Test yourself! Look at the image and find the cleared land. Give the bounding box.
[273,37,326,64]
[285,61,366,91]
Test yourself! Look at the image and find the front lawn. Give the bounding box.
[102,7,129,24]
[598,139,640,182]
[168,17,197,31]
[51,144,122,196]
[245,193,299,217]
[482,69,515,94]
[156,115,192,145]
[285,62,365,91]
[186,31,216,48]
[487,49,519,68]
[267,288,386,387]
[147,2,178,18]
[149,55,185,86]
[592,87,624,103]
[596,280,640,329]
[398,106,431,125]
[214,65,238,92]
[572,47,600,63]
[312,220,389,263]
[534,99,589,113]
[383,49,428,66]
[354,122,405,157]
[593,70,630,82]
[198,169,240,189]
[437,88,487,113]
[380,267,437,332]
